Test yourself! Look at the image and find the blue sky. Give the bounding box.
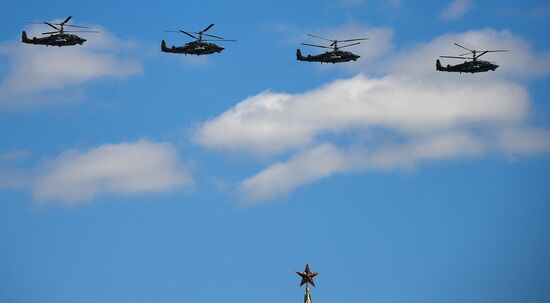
[1,0,550,302]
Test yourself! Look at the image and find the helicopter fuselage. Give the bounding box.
[22,31,86,47]
[161,40,224,55]
[296,49,359,64]
[436,44,508,74]
[436,59,499,73]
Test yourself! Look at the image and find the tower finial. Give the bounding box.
[297,264,318,303]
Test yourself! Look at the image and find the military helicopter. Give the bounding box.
[22,16,98,47]
[436,43,509,73]
[296,34,368,64]
[161,24,236,55]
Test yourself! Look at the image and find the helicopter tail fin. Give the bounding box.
[436,59,443,71]
[22,31,30,43]
[296,49,305,61]
[161,40,168,52]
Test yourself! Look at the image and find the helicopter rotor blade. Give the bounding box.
[302,43,332,49]
[202,33,224,40]
[474,51,488,60]
[44,22,60,31]
[307,34,334,42]
[64,24,90,29]
[180,30,199,39]
[64,30,99,33]
[42,30,98,34]
[172,30,198,39]
[165,30,198,39]
[28,20,91,31]
[474,50,509,60]
[478,50,509,53]
[338,38,369,43]
[203,39,237,42]
[199,24,214,34]
[61,16,72,25]
[454,43,474,53]
[338,42,361,49]
[440,55,471,60]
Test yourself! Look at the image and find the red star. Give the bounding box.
[296,263,319,287]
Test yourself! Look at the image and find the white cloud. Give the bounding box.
[33,140,193,204]
[441,0,474,21]
[0,24,142,109]
[195,74,528,156]
[195,28,550,203]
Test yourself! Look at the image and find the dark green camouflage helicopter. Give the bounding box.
[161,24,236,55]
[22,16,98,47]
[297,34,368,64]
[436,43,509,74]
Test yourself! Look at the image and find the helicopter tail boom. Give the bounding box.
[21,31,31,43]
[161,40,170,52]
[296,49,306,61]
[436,59,444,71]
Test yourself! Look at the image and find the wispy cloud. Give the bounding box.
[0,170,27,191]
[0,150,32,190]
[337,0,401,9]
[339,0,366,7]
[0,150,31,162]
[0,24,142,109]
[239,144,365,203]
[33,140,193,204]
[240,126,550,203]
[441,0,474,21]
